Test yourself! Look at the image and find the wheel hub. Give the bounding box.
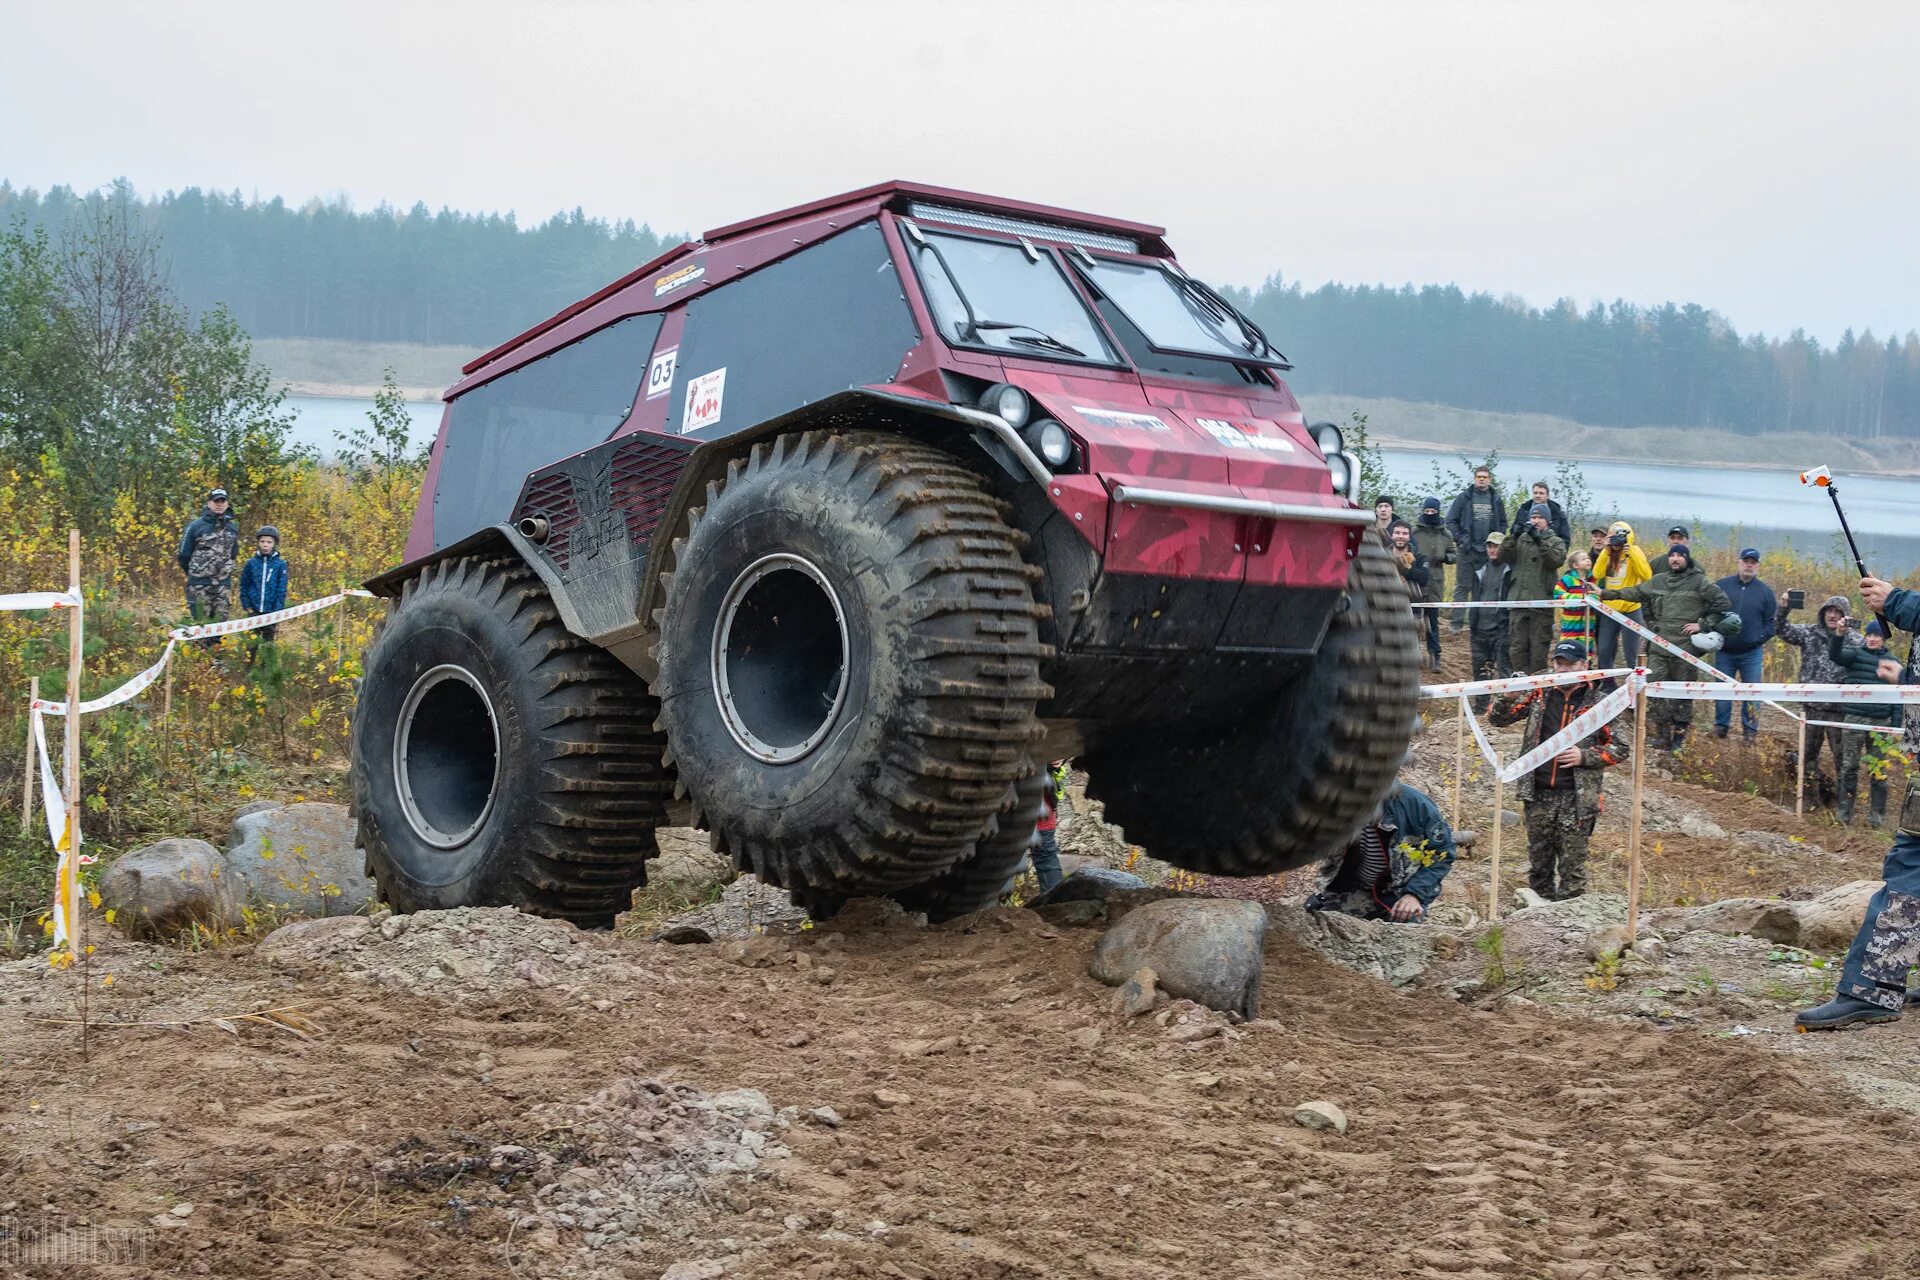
[711,553,850,764]
[393,664,501,848]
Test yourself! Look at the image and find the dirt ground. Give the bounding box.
[5,634,1918,1279]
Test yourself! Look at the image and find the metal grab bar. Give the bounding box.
[1110,483,1374,526]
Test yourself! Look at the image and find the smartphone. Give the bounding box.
[1786,589,1805,610]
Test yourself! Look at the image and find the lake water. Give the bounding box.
[281,395,1920,571]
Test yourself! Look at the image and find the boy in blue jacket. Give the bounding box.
[238,525,290,651]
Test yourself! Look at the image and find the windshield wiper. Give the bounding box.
[972,320,1087,357]
[1172,274,1290,368]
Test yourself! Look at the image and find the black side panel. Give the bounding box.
[511,432,697,642]
[434,313,664,548]
[664,222,918,439]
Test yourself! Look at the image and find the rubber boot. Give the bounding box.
[1868,779,1888,829]
[1795,994,1902,1031]
[1669,724,1688,755]
[1838,794,1855,825]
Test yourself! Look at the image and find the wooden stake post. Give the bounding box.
[65,530,88,1058]
[1625,682,1650,946]
[1487,772,1504,922]
[21,676,36,833]
[1451,698,1467,828]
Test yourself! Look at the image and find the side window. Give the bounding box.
[433,313,664,548]
[664,221,919,437]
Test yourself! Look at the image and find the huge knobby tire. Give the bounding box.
[651,430,1049,905]
[888,764,1046,922]
[1083,535,1420,876]
[352,557,671,927]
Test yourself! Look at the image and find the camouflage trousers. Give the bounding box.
[185,576,231,624]
[1523,787,1590,901]
[1838,792,1920,1010]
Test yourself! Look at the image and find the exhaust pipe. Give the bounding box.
[517,516,551,543]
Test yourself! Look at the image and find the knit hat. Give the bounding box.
[1529,503,1551,521]
[1866,620,1887,638]
[1667,542,1693,566]
[1421,495,1441,513]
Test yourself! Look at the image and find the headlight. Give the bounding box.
[1326,453,1355,500]
[1023,418,1074,468]
[1311,421,1344,455]
[979,382,1031,429]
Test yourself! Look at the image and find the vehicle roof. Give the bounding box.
[458,182,1170,381]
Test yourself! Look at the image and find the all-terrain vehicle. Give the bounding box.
[354,182,1419,925]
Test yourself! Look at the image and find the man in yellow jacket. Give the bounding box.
[1592,521,1652,670]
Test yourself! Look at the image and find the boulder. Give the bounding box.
[1678,813,1728,840]
[1266,903,1437,988]
[1292,1101,1348,1134]
[1029,867,1150,908]
[1035,899,1106,928]
[226,801,374,918]
[1791,881,1879,952]
[1653,881,1880,953]
[1090,899,1266,1019]
[99,838,244,940]
[257,914,374,958]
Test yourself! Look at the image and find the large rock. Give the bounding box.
[226,801,375,917]
[99,838,244,940]
[1089,898,1267,1019]
[1652,880,1880,953]
[1029,867,1149,908]
[1266,903,1437,988]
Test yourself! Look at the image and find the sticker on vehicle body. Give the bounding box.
[653,264,705,297]
[684,368,726,433]
[645,347,678,400]
[1196,417,1296,452]
[1071,406,1168,432]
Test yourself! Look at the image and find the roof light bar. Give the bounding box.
[905,202,1139,254]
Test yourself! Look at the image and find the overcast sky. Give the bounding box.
[4,0,1914,344]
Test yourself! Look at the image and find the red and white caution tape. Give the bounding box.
[0,588,81,612]
[1422,668,1633,699]
[32,709,82,948]
[35,639,177,717]
[1460,695,1502,770]
[1801,718,1905,737]
[1642,681,1920,704]
[1496,676,1640,783]
[170,589,372,641]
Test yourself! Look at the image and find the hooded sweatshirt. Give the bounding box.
[1410,496,1456,605]
[1591,521,1653,615]
[1777,594,1859,686]
[1599,547,1732,644]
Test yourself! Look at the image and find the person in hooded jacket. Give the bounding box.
[176,487,240,629]
[1778,593,1860,807]
[1446,466,1505,631]
[1553,550,1597,660]
[238,525,290,655]
[1495,503,1567,673]
[1829,621,1902,827]
[1591,521,1653,672]
[1599,543,1733,753]
[1411,496,1457,669]
[1306,781,1457,922]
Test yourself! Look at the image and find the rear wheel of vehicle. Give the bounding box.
[351,557,672,927]
[651,430,1049,907]
[888,764,1047,922]
[1083,535,1420,876]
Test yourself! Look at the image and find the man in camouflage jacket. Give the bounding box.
[1489,642,1631,900]
[1797,574,1920,1030]
[176,487,240,625]
[1777,592,1861,805]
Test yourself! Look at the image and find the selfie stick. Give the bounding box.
[1800,466,1890,635]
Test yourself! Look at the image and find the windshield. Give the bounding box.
[1079,257,1284,365]
[909,229,1118,364]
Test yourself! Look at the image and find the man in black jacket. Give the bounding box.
[1468,534,1513,712]
[1507,480,1572,545]
[177,487,240,627]
[1446,467,1505,631]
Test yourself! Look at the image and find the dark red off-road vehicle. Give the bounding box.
[354,182,1418,924]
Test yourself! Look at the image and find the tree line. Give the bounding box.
[3,179,1916,439]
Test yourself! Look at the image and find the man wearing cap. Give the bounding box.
[1446,466,1505,631]
[1665,524,1690,549]
[176,487,240,629]
[1796,573,1920,1029]
[1495,502,1567,674]
[1711,549,1778,742]
[1489,641,1630,900]
[1599,543,1733,754]
[1467,533,1514,710]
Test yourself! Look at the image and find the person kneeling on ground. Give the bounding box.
[1829,621,1902,827]
[1306,781,1456,922]
[1796,575,1920,1030]
[1488,641,1631,900]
